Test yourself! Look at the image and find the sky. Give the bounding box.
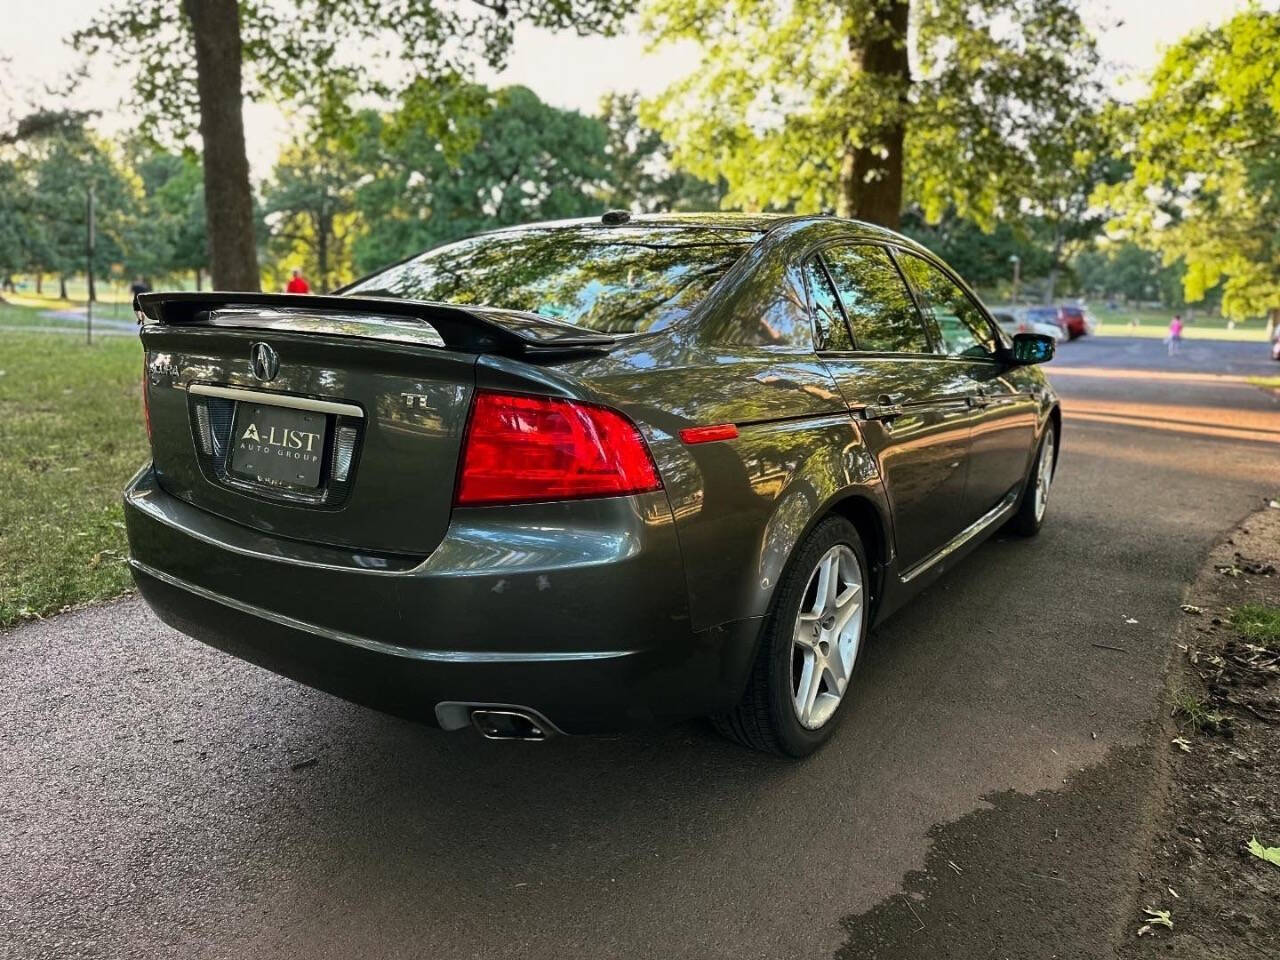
[0,0,1266,177]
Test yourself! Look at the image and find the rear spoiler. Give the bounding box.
[134,291,616,357]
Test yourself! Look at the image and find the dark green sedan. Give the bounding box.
[126,213,1058,757]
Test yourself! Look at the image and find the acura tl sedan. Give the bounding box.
[126,213,1059,757]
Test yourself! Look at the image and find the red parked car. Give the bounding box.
[1024,306,1089,340]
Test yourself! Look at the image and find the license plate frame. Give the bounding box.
[229,402,328,490]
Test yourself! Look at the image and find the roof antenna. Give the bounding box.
[601,210,631,225]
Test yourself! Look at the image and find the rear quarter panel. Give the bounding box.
[506,238,891,635]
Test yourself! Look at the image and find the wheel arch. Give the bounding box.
[825,493,892,622]
[758,488,894,629]
[1047,403,1062,474]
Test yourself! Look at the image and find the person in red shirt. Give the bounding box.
[286,268,311,294]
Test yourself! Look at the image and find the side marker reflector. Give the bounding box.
[679,423,739,445]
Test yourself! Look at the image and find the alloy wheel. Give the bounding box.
[790,544,864,729]
[1034,427,1056,522]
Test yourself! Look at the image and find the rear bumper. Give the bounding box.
[124,466,759,734]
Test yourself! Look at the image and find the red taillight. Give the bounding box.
[455,391,662,506]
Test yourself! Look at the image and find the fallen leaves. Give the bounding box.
[1216,553,1277,577]
[1138,907,1174,936]
[87,550,127,569]
[1246,837,1280,867]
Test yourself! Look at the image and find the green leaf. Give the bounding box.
[1247,837,1280,867]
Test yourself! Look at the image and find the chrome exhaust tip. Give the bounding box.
[469,709,549,742]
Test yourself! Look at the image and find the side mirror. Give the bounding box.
[1010,332,1055,365]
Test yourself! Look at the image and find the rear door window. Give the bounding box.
[898,254,998,359]
[803,259,853,351]
[820,244,932,354]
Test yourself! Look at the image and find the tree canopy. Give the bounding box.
[1098,7,1280,322]
[5,3,1270,315]
[347,84,614,275]
[72,0,638,290]
[0,118,210,293]
[641,0,1104,231]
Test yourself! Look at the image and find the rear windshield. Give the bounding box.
[345,226,756,335]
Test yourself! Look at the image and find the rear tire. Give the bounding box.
[1009,421,1057,537]
[713,517,870,758]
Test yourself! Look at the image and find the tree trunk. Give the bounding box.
[183,0,260,291]
[35,273,43,295]
[87,270,96,302]
[838,0,910,228]
[59,275,67,300]
[1044,225,1065,304]
[316,212,330,294]
[1043,267,1058,304]
[194,267,203,291]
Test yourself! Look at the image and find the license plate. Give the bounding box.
[229,403,327,489]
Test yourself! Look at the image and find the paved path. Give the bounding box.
[3,336,1278,959]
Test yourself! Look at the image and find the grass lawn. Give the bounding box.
[1089,307,1269,342]
[1232,603,1280,644]
[0,302,146,626]
[1092,322,1268,342]
[984,303,1270,341]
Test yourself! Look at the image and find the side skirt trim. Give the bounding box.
[898,488,1020,584]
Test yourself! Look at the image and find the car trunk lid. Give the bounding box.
[137,293,613,557]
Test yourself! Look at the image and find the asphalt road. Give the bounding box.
[4,336,1279,959]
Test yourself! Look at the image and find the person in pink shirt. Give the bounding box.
[1167,313,1183,355]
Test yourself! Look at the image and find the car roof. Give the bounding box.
[475,212,923,245]
[477,212,784,237]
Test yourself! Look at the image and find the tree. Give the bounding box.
[642,0,1103,229]
[1098,8,1280,325]
[72,0,635,292]
[1074,242,1188,306]
[181,0,257,291]
[900,208,1051,294]
[0,155,25,290]
[124,146,210,287]
[350,84,611,272]
[1024,141,1118,304]
[598,92,721,212]
[263,135,361,292]
[0,109,97,147]
[16,126,136,300]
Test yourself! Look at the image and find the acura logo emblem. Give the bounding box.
[250,342,279,382]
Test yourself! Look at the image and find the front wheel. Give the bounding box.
[713,517,870,757]
[1009,421,1057,537]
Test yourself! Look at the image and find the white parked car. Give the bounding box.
[992,310,1067,342]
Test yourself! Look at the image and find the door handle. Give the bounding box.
[863,394,906,421]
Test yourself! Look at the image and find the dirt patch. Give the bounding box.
[835,744,1159,959]
[1116,503,1280,959]
[836,502,1280,960]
